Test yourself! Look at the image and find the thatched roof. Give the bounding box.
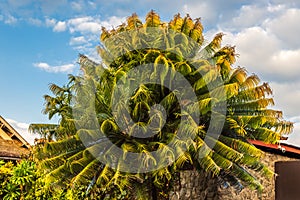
[0,115,31,160]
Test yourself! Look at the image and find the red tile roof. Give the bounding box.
[249,139,300,155]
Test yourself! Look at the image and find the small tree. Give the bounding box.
[30,11,293,199]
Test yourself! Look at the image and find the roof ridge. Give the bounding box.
[0,115,31,148]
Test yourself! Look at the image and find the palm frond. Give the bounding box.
[198,33,224,59]
[219,135,262,157]
[189,17,204,44]
[206,136,243,162]
[145,10,161,27]
[43,137,84,156]
[181,14,194,35]
[227,164,263,191]
[169,13,183,32]
[28,123,58,135]
[250,127,281,144]
[231,98,275,111]
[126,13,143,30]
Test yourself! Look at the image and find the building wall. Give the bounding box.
[169,151,300,200]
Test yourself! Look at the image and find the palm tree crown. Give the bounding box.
[31,10,293,199]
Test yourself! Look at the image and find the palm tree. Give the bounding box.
[31,11,293,199]
[29,76,79,142]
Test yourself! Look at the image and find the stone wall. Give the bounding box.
[169,169,218,200]
[169,151,300,200]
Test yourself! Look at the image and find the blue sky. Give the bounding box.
[1,0,300,145]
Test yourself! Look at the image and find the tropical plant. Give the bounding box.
[0,161,14,198]
[31,11,293,199]
[29,76,78,142]
[0,160,37,200]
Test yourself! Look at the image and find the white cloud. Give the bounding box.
[269,49,300,79]
[44,15,125,63]
[71,21,101,33]
[222,27,278,69]
[5,118,37,145]
[71,1,83,12]
[100,16,126,29]
[67,16,102,34]
[46,15,125,34]
[53,21,67,32]
[33,62,76,73]
[230,5,266,28]
[221,4,287,31]
[267,4,286,13]
[221,26,300,82]
[68,16,92,26]
[264,8,300,49]
[45,18,57,27]
[4,15,17,24]
[28,18,43,26]
[269,81,300,118]
[183,2,215,24]
[69,36,87,45]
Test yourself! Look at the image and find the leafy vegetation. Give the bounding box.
[29,11,293,199]
[0,160,37,200]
